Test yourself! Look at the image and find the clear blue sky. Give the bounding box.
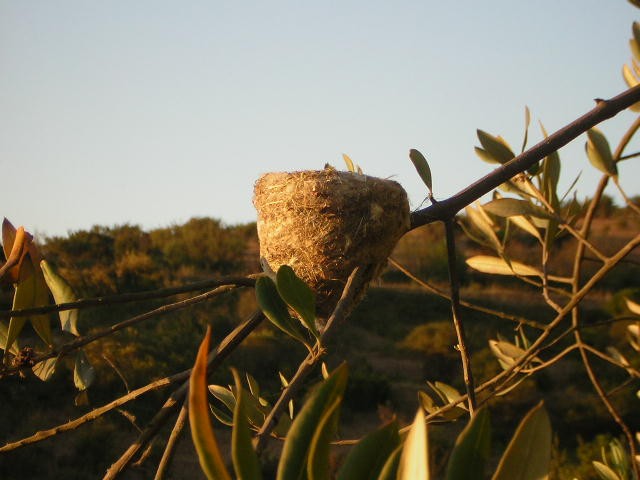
[2,1,639,238]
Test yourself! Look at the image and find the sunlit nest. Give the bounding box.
[253,168,410,317]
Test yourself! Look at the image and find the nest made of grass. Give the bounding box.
[253,168,410,316]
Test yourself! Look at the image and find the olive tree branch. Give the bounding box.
[1,282,249,378]
[103,309,265,479]
[0,275,257,319]
[387,257,546,330]
[409,85,640,228]
[254,265,371,453]
[568,116,640,479]
[153,401,188,480]
[444,218,476,415]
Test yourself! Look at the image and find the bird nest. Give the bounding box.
[253,168,410,317]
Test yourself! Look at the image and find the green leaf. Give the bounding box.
[376,445,402,480]
[409,149,433,194]
[625,298,640,315]
[256,276,309,346]
[188,327,232,480]
[0,320,19,355]
[521,106,531,153]
[33,357,57,381]
[208,385,237,412]
[482,198,552,220]
[509,216,542,241]
[592,461,621,480]
[492,402,551,480]
[446,408,491,480]
[307,397,341,480]
[246,372,261,398]
[276,265,319,339]
[397,408,429,480]
[466,256,541,277]
[231,369,263,480]
[477,130,515,164]
[586,128,617,177]
[336,420,400,480]
[277,363,348,480]
[73,349,95,391]
[464,204,501,252]
[343,153,356,173]
[210,404,234,426]
[41,260,79,336]
[489,340,541,370]
[419,391,466,421]
[7,257,52,352]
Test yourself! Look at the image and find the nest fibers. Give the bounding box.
[253,168,410,317]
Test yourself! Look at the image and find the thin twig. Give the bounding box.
[409,85,640,228]
[568,118,640,479]
[0,371,186,452]
[1,283,245,378]
[154,401,188,480]
[444,218,476,415]
[254,266,370,452]
[387,257,546,330]
[0,275,257,319]
[103,310,265,479]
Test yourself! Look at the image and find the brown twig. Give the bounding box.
[153,401,188,480]
[103,309,265,479]
[0,370,186,452]
[568,116,640,479]
[254,266,370,453]
[387,257,546,330]
[444,218,476,415]
[1,283,246,378]
[0,275,257,319]
[409,85,640,228]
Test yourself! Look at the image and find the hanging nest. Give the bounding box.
[253,168,410,318]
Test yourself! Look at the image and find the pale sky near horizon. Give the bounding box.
[2,1,640,238]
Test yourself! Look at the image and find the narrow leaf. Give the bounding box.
[343,153,356,172]
[446,408,491,480]
[0,224,27,284]
[586,128,617,177]
[41,260,79,336]
[482,198,552,220]
[188,327,232,480]
[521,106,531,153]
[397,408,429,480]
[276,265,319,339]
[510,216,541,241]
[477,130,515,164]
[376,445,402,480]
[409,149,433,193]
[307,397,341,480]
[256,276,309,345]
[231,369,263,480]
[0,320,19,355]
[625,298,640,315]
[591,461,621,480]
[73,349,95,391]
[336,420,400,480]
[466,256,541,277]
[492,402,551,480]
[33,357,57,382]
[208,385,237,412]
[277,363,348,480]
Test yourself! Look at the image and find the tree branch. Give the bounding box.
[0,275,257,319]
[409,85,640,228]
[103,309,265,479]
